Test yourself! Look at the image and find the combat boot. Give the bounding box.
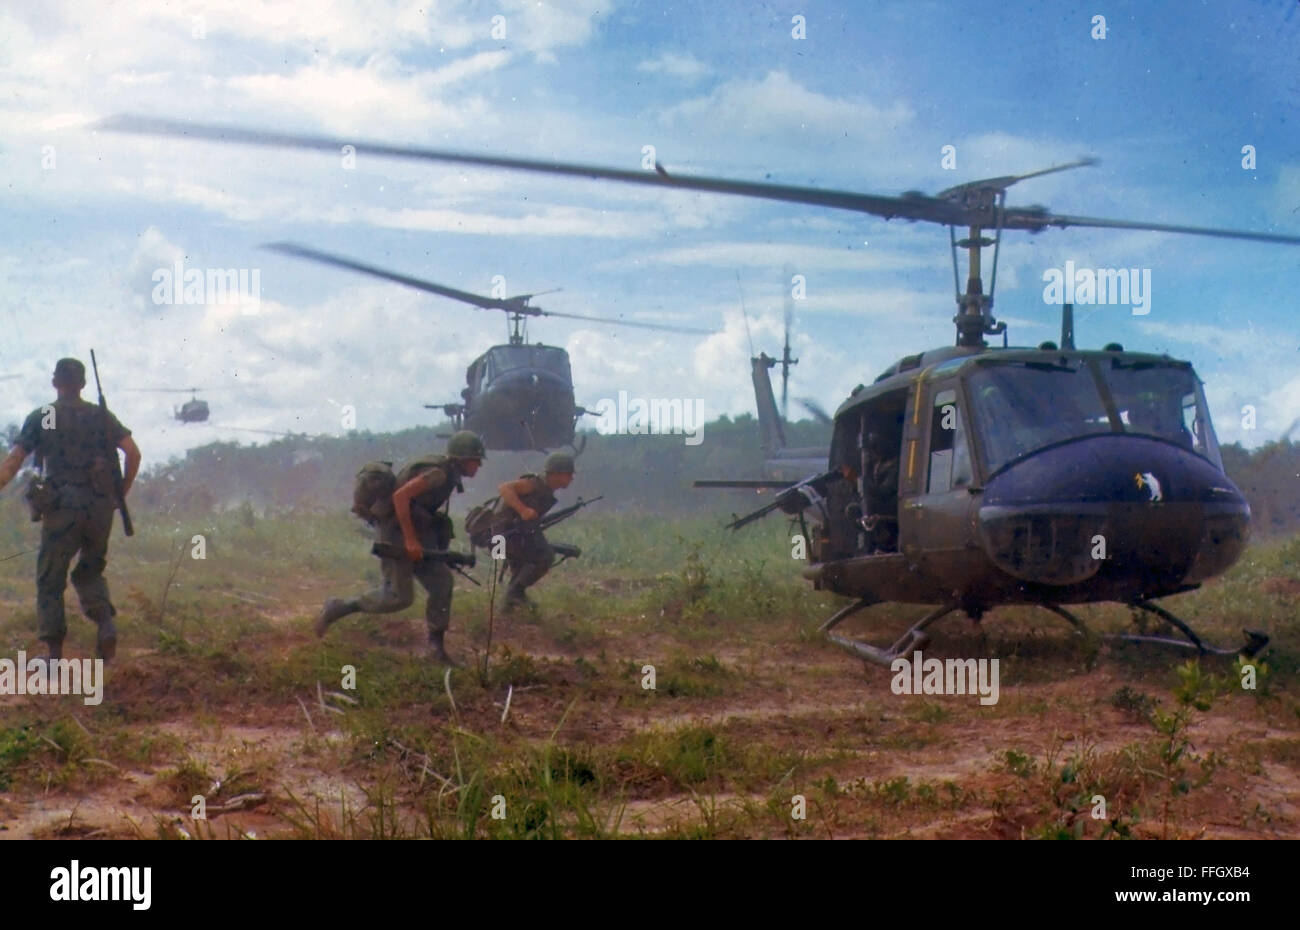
[314,598,358,638]
[501,588,537,617]
[427,630,460,667]
[95,615,117,663]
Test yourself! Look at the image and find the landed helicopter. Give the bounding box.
[126,387,211,423]
[101,116,1300,663]
[261,242,714,452]
[697,276,830,487]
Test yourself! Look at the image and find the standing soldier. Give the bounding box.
[314,430,486,666]
[0,359,141,664]
[494,452,575,613]
[862,430,900,553]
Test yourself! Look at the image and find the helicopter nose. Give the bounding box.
[977,435,1248,591]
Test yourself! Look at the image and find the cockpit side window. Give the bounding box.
[927,386,971,494]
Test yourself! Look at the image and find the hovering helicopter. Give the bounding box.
[101,115,1300,664]
[261,241,714,452]
[126,387,211,423]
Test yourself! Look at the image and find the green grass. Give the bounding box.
[1,495,1298,839]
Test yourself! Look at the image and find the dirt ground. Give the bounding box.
[2,572,1296,840]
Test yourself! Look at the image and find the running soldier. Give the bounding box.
[314,430,485,666]
[493,451,575,613]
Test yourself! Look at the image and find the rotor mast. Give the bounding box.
[508,312,527,345]
[952,222,1006,348]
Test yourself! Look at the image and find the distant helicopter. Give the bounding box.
[261,242,714,451]
[101,116,1300,663]
[126,387,211,423]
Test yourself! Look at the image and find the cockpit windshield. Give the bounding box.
[484,345,573,380]
[1101,359,1221,466]
[966,357,1222,475]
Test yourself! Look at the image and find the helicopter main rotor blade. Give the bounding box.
[263,242,530,314]
[796,397,833,425]
[535,307,716,335]
[99,115,925,220]
[935,158,1099,200]
[102,115,1300,245]
[268,241,712,334]
[1005,211,1300,245]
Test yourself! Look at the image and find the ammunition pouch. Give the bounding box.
[411,506,454,548]
[434,512,453,549]
[23,477,57,522]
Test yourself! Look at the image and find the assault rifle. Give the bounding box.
[488,495,603,565]
[370,543,480,585]
[705,469,840,531]
[503,495,604,537]
[90,350,133,537]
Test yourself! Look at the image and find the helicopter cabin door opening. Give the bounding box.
[902,378,983,579]
[823,387,908,559]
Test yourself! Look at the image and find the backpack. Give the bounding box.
[394,453,454,489]
[352,461,396,523]
[464,496,501,547]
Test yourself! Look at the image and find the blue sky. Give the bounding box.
[2,0,1299,464]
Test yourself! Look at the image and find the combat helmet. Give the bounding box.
[447,430,487,460]
[544,452,575,474]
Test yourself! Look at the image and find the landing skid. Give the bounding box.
[819,598,1269,668]
[1082,600,1268,658]
[820,599,955,668]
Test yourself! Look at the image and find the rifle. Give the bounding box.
[370,543,480,585]
[720,469,840,531]
[89,350,133,537]
[496,495,604,541]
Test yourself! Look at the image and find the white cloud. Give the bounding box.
[497,0,611,57]
[227,54,507,133]
[356,203,669,238]
[607,241,933,273]
[636,52,709,81]
[659,70,912,141]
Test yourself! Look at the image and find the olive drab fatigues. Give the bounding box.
[494,474,557,605]
[355,456,462,636]
[17,399,129,646]
[864,455,900,552]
